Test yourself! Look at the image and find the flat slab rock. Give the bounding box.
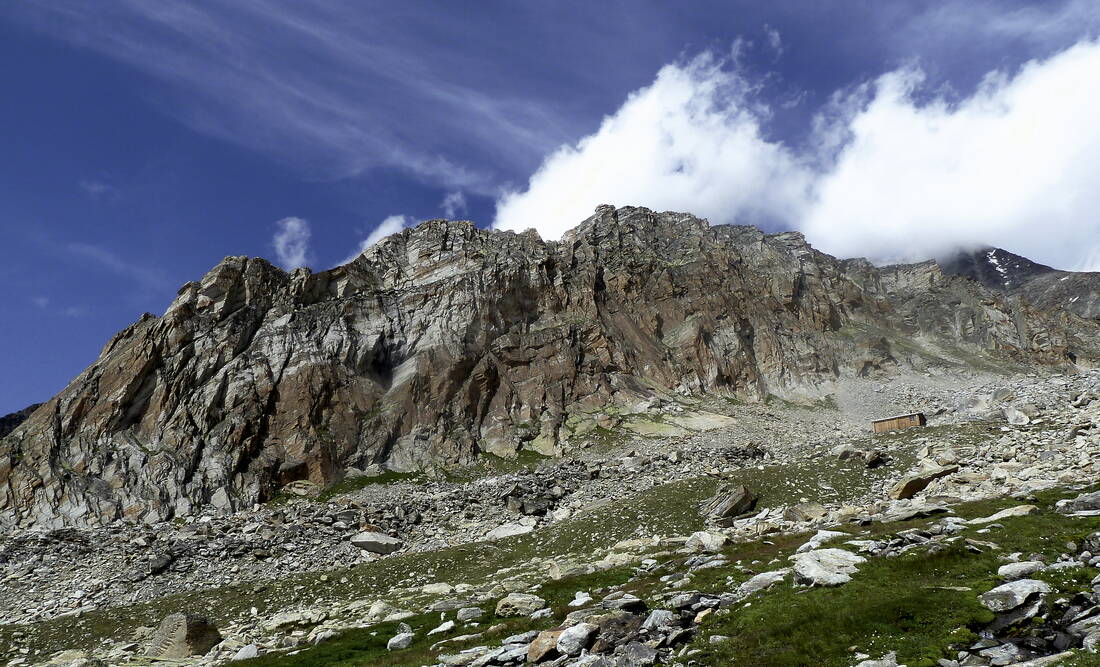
[980,579,1051,612]
[349,531,403,554]
[790,548,867,586]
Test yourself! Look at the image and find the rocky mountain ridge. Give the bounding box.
[939,246,1100,319]
[3,205,1099,528]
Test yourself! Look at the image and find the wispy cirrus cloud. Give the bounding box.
[78,179,118,200]
[65,242,171,290]
[9,1,575,194]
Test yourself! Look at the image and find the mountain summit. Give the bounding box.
[939,246,1100,319]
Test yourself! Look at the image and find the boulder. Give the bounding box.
[1004,407,1030,425]
[784,502,828,522]
[456,607,483,622]
[997,561,1045,581]
[556,622,597,656]
[888,465,958,500]
[527,629,563,662]
[968,505,1039,525]
[686,531,728,553]
[387,632,414,650]
[980,579,1051,613]
[350,531,403,555]
[145,613,223,659]
[484,523,534,540]
[790,549,866,586]
[427,620,455,636]
[701,484,757,525]
[737,569,790,597]
[495,592,546,617]
[795,529,848,554]
[1057,491,1100,514]
[618,641,659,666]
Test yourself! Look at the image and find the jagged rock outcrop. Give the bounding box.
[3,205,1100,527]
[0,404,42,439]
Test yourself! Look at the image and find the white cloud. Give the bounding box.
[78,179,117,199]
[440,191,468,219]
[801,39,1100,268]
[764,25,783,57]
[66,242,170,289]
[272,217,312,269]
[13,3,571,193]
[493,53,812,240]
[340,214,414,265]
[31,296,50,309]
[495,39,1100,271]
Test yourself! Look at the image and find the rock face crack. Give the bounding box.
[3,205,1100,527]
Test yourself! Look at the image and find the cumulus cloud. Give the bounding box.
[801,39,1100,268]
[440,191,468,218]
[493,53,813,240]
[495,40,1100,271]
[272,217,312,269]
[340,214,414,265]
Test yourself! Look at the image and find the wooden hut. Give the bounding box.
[871,412,926,433]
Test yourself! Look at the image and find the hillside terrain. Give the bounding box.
[1,207,1099,666]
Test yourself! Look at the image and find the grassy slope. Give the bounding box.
[245,485,1100,667]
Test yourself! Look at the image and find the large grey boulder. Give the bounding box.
[495,592,546,617]
[790,549,866,586]
[701,484,757,526]
[737,569,790,597]
[1003,407,1030,425]
[387,632,414,650]
[350,531,402,554]
[980,579,1051,612]
[556,622,597,656]
[484,523,534,540]
[145,613,223,659]
[686,530,728,553]
[888,464,958,500]
[997,561,1045,581]
[1058,491,1100,514]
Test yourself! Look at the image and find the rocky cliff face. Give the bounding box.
[3,206,1099,527]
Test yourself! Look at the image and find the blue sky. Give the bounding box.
[2,1,1100,414]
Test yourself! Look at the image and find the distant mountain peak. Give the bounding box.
[937,246,1056,291]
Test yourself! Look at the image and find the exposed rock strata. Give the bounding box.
[3,206,1099,527]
